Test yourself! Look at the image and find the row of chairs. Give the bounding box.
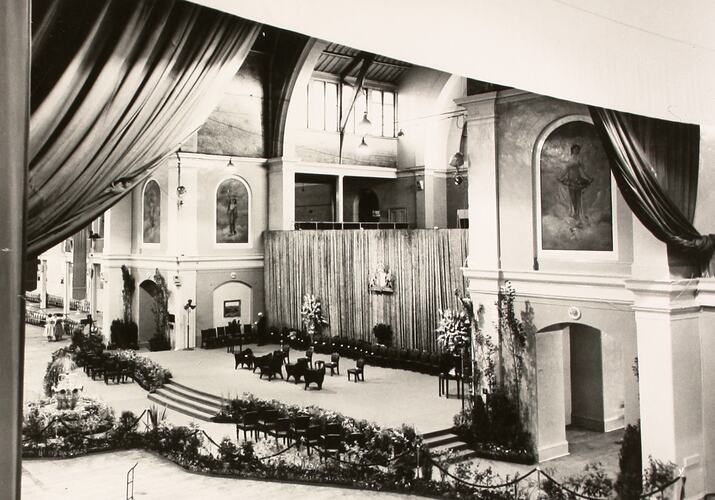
[235,411,364,458]
[79,352,134,385]
[201,324,253,349]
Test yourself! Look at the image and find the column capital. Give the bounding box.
[625,278,699,313]
[454,92,497,121]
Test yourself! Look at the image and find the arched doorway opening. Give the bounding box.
[535,322,622,461]
[357,189,380,222]
[138,279,160,346]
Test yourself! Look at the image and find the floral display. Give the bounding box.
[109,350,172,391]
[435,308,471,355]
[300,294,328,337]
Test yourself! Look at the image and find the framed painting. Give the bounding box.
[216,177,249,244]
[538,119,614,253]
[223,299,241,318]
[142,180,161,244]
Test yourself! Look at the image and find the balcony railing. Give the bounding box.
[294,221,410,230]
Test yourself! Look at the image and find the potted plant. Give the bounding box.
[372,323,393,347]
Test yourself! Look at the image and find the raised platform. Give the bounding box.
[143,344,463,433]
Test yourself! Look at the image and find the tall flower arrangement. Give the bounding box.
[301,294,328,337]
[435,308,471,355]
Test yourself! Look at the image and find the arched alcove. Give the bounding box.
[138,279,159,345]
[213,281,252,327]
[215,176,251,245]
[534,321,624,461]
[142,179,161,245]
[357,189,380,222]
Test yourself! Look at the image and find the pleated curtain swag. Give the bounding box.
[589,107,715,274]
[28,0,261,257]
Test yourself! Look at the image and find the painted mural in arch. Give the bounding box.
[216,178,249,244]
[142,180,161,244]
[539,121,613,251]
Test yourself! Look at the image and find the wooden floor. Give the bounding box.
[142,344,463,433]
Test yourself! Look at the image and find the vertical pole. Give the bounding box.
[63,260,72,314]
[39,259,48,309]
[0,1,30,499]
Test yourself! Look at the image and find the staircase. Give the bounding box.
[423,428,478,463]
[147,380,225,421]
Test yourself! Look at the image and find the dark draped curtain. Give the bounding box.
[589,107,714,270]
[28,0,261,256]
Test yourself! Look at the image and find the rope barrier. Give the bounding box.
[315,445,417,468]
[22,410,687,499]
[426,455,538,490]
[540,469,609,500]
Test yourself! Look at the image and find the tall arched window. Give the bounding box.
[142,179,161,244]
[216,177,250,244]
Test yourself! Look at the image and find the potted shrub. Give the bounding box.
[372,323,393,347]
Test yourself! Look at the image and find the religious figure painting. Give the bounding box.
[539,120,613,251]
[142,180,161,244]
[216,178,249,244]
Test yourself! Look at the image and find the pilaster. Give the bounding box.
[627,279,704,498]
[267,158,297,230]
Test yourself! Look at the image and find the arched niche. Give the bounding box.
[215,176,251,245]
[138,279,159,345]
[142,179,161,245]
[533,116,616,258]
[213,281,252,327]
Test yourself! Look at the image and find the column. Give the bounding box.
[421,170,448,228]
[39,259,48,309]
[267,158,296,230]
[0,1,29,497]
[627,279,704,498]
[456,92,501,339]
[100,194,132,337]
[63,260,72,315]
[336,174,344,223]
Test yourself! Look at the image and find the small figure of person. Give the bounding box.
[256,311,267,346]
[227,197,238,236]
[558,144,593,225]
[53,313,64,341]
[45,313,55,341]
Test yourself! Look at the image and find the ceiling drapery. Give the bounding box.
[28,0,261,257]
[590,107,714,270]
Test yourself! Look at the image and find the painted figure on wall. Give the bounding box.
[558,144,593,224]
[216,178,249,243]
[540,121,613,251]
[143,180,161,244]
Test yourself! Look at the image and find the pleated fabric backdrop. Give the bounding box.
[264,229,469,352]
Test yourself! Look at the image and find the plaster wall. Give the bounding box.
[494,93,633,275]
[294,128,397,167]
[188,53,265,158]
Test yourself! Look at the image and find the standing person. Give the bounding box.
[53,313,64,341]
[256,312,266,346]
[45,313,55,341]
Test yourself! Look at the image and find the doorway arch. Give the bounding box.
[534,322,618,460]
[138,279,160,345]
[357,189,380,222]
